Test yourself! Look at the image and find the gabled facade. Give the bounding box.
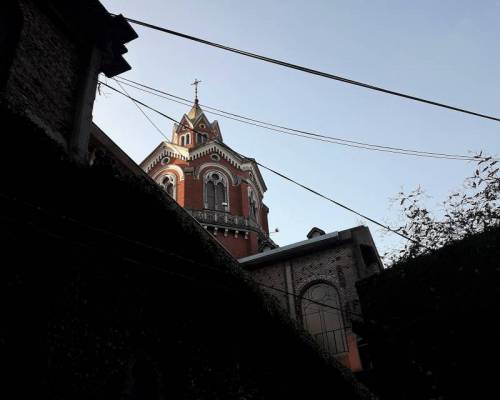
[240,225,383,372]
[140,99,276,258]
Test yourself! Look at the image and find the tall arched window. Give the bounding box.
[160,174,176,199]
[301,283,347,354]
[204,171,228,211]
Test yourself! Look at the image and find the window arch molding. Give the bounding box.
[178,132,191,146]
[197,131,208,145]
[203,169,230,212]
[241,165,265,197]
[195,162,237,185]
[298,280,348,355]
[152,165,185,182]
[158,172,177,199]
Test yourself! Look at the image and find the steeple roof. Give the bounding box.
[171,84,223,143]
[186,99,204,121]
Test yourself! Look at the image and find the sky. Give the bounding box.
[94,0,500,258]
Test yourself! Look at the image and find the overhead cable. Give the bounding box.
[0,191,363,318]
[120,15,500,123]
[99,80,431,250]
[115,76,488,162]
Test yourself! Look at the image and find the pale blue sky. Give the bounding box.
[94,0,500,257]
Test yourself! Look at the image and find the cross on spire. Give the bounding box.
[191,79,202,103]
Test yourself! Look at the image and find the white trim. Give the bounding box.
[196,163,237,185]
[141,142,189,173]
[203,169,230,212]
[190,143,265,195]
[152,165,185,181]
[158,173,177,200]
[141,142,266,195]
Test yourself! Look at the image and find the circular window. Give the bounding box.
[200,123,206,129]
[161,156,170,165]
[211,173,220,180]
[210,154,220,161]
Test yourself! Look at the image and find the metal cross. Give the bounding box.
[191,79,202,101]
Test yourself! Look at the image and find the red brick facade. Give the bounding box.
[140,100,275,259]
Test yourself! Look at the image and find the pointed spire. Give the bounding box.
[187,79,204,120]
[191,79,201,104]
[187,101,203,120]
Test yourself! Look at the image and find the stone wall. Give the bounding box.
[1,107,374,400]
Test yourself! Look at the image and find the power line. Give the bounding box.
[98,80,431,250]
[113,79,165,138]
[114,76,489,162]
[0,191,362,318]
[110,79,184,159]
[121,15,500,123]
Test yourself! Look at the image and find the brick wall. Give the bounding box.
[148,150,270,257]
[4,0,83,142]
[245,234,379,372]
[213,231,259,259]
[250,262,288,311]
[0,2,22,91]
[1,107,374,399]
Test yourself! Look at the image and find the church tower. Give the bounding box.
[140,84,276,259]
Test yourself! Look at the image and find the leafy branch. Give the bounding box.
[384,155,500,265]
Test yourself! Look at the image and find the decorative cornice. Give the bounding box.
[190,142,266,195]
[195,163,238,185]
[141,141,267,196]
[152,165,185,181]
[141,142,189,173]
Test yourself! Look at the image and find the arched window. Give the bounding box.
[301,283,347,354]
[197,132,208,144]
[206,180,215,209]
[160,174,176,199]
[180,133,192,146]
[204,171,228,211]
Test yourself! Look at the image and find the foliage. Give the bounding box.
[385,155,500,265]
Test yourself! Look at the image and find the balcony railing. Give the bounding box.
[186,208,264,233]
[313,328,348,355]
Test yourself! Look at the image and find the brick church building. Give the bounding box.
[141,87,383,373]
[140,90,276,259]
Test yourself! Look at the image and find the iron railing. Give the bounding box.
[187,208,263,233]
[313,328,348,355]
